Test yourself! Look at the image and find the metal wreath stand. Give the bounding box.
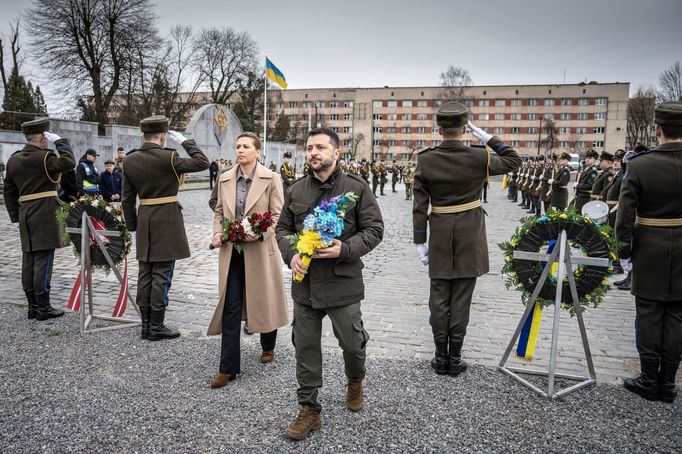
[498,228,610,399]
[65,211,140,334]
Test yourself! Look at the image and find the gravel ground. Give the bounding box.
[1,304,679,454]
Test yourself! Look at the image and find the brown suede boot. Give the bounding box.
[286,406,321,440]
[260,350,275,363]
[210,373,235,389]
[346,381,364,412]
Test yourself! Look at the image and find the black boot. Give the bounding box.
[430,341,449,375]
[612,261,624,275]
[447,340,468,376]
[659,360,679,403]
[35,293,65,321]
[25,290,37,320]
[140,307,151,340]
[615,272,631,290]
[148,310,180,341]
[624,357,659,401]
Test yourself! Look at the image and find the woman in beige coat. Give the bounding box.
[208,132,288,388]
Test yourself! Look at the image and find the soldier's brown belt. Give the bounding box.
[19,191,58,203]
[606,200,618,206]
[590,195,601,200]
[431,200,482,214]
[636,216,682,227]
[139,196,178,206]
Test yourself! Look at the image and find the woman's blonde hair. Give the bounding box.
[237,132,261,150]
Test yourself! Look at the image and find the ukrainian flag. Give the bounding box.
[265,58,288,89]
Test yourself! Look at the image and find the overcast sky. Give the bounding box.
[1,0,681,114]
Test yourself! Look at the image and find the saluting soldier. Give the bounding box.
[413,103,521,377]
[122,116,209,341]
[403,161,415,200]
[591,151,614,201]
[550,153,572,211]
[280,151,295,192]
[572,149,599,211]
[539,154,556,214]
[3,118,75,320]
[615,101,682,404]
[529,155,545,215]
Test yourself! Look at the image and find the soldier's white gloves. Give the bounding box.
[467,122,492,144]
[548,179,554,184]
[620,258,632,272]
[43,131,61,143]
[415,243,429,266]
[167,130,188,144]
[572,182,577,188]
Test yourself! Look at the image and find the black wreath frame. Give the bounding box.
[66,204,125,267]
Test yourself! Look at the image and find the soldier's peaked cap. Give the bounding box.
[21,117,50,135]
[436,102,469,128]
[654,101,682,126]
[614,149,626,160]
[560,152,572,161]
[140,115,169,133]
[599,151,614,161]
[585,149,599,159]
[283,151,292,158]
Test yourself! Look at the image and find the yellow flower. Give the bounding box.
[505,256,512,262]
[296,231,323,256]
[559,213,568,220]
[511,239,518,247]
[609,252,617,260]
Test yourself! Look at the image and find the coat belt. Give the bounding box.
[139,196,178,206]
[19,191,58,203]
[606,200,618,205]
[431,200,482,214]
[636,216,682,227]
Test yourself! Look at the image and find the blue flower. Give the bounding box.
[303,214,316,231]
[537,216,551,223]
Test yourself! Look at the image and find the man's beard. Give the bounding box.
[310,157,334,172]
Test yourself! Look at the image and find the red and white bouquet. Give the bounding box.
[210,212,274,252]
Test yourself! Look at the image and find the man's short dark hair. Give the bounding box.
[306,127,339,149]
[441,127,464,137]
[116,146,125,151]
[143,132,163,142]
[661,124,682,139]
[105,160,115,165]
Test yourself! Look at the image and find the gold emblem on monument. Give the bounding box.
[215,107,228,133]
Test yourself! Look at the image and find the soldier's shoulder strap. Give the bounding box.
[417,147,434,155]
[623,145,651,163]
[126,148,139,156]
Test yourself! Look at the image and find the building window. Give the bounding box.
[387,100,398,107]
[373,114,382,120]
[288,101,297,108]
[526,140,537,148]
[416,139,425,147]
[402,140,412,147]
[595,112,607,120]
[343,113,352,120]
[577,141,587,148]
[528,98,539,106]
[343,101,354,108]
[464,99,474,107]
[511,99,522,107]
[373,126,382,133]
[596,97,608,105]
[329,114,339,121]
[373,101,383,108]
[478,113,489,120]
[402,100,413,107]
[276,101,284,109]
[416,113,427,120]
[510,140,520,147]
[373,140,381,146]
[561,98,572,106]
[479,100,490,107]
[544,98,555,106]
[343,126,352,133]
[593,126,605,134]
[403,114,412,120]
[510,127,521,134]
[303,101,311,108]
[329,101,339,108]
[417,100,428,107]
[578,98,589,106]
[387,114,397,120]
[544,113,554,120]
[528,113,538,120]
[432,127,439,134]
[576,127,587,134]
[510,113,521,120]
[388,139,396,146]
[316,101,325,108]
[593,141,605,148]
[495,99,505,107]
[560,141,570,148]
[317,114,324,122]
[402,126,411,134]
[495,113,505,120]
[494,127,504,134]
[559,113,571,120]
[527,127,537,134]
[331,127,339,133]
[577,112,588,120]
[387,126,397,133]
[416,126,425,134]
[559,127,570,134]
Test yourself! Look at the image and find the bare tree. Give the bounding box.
[658,61,682,102]
[192,27,259,105]
[0,20,21,94]
[627,86,656,148]
[27,0,159,134]
[351,133,364,159]
[439,65,473,102]
[541,118,559,152]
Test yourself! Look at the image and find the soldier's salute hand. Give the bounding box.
[467,122,492,144]
[167,130,188,144]
[43,131,61,143]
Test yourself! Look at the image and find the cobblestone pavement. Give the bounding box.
[1,178,678,386]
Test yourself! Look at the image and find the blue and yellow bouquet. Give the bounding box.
[288,192,358,282]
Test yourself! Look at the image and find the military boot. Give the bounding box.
[659,360,680,403]
[346,380,364,412]
[624,357,659,401]
[614,272,631,290]
[139,307,151,340]
[430,341,449,375]
[286,406,321,440]
[448,340,468,376]
[35,293,65,321]
[612,261,624,275]
[148,310,180,341]
[25,290,37,320]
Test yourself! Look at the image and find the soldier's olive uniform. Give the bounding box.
[413,103,521,367]
[276,164,384,412]
[591,151,614,202]
[280,161,295,192]
[604,149,628,227]
[404,165,415,200]
[3,118,76,319]
[615,101,682,402]
[122,116,209,335]
[573,150,599,211]
[540,162,554,213]
[359,161,370,183]
[391,163,400,192]
[551,158,571,210]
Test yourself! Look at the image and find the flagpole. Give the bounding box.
[263,58,268,157]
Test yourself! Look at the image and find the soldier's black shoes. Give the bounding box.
[624,358,659,401]
[148,310,180,341]
[140,308,151,340]
[612,262,624,275]
[25,291,37,319]
[431,342,449,375]
[526,208,536,214]
[34,293,65,321]
[448,341,467,376]
[659,360,680,403]
[615,272,631,290]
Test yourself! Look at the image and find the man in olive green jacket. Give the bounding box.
[4,118,75,320]
[122,116,209,341]
[276,127,383,440]
[413,102,521,377]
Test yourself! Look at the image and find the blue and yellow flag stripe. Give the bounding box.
[517,302,542,359]
[265,58,288,89]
